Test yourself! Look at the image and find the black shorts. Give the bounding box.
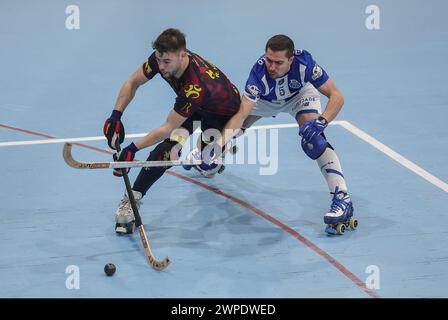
[180,112,231,135]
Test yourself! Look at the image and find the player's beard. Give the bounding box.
[268,71,277,78]
[161,71,172,78]
[269,69,288,79]
[162,63,181,79]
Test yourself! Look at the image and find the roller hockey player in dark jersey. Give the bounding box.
[103,28,240,233]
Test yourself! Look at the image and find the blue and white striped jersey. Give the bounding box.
[244,49,329,102]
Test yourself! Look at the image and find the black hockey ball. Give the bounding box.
[104,263,116,276]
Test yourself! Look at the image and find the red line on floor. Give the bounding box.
[1,123,380,298]
[0,123,111,154]
[168,171,380,298]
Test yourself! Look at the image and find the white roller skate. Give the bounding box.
[182,147,225,178]
[182,147,201,171]
[324,187,358,235]
[115,190,143,234]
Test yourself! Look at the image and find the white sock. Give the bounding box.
[316,147,348,194]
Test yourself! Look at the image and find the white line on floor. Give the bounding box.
[1,120,446,193]
[0,122,323,147]
[337,120,448,193]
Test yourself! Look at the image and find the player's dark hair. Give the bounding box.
[152,28,186,54]
[265,35,295,58]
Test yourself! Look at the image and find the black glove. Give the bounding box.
[103,110,125,150]
[113,142,138,177]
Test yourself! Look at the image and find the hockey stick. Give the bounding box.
[63,142,201,169]
[114,141,170,271]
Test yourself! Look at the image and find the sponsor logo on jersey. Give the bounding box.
[144,62,152,75]
[295,49,303,55]
[312,65,323,81]
[205,69,220,79]
[185,84,202,99]
[246,84,261,98]
[278,78,285,85]
[289,79,301,89]
[298,96,317,107]
[182,102,192,113]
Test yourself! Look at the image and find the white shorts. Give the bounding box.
[251,83,322,119]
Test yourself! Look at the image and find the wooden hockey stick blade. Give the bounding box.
[138,225,170,271]
[63,143,201,169]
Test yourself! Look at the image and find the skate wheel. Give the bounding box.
[126,223,135,234]
[336,223,346,235]
[218,165,225,174]
[325,225,337,235]
[115,225,127,234]
[230,145,238,155]
[115,223,135,234]
[349,217,358,230]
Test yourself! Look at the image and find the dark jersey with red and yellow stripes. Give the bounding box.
[142,50,240,118]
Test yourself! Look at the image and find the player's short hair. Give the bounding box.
[152,28,186,54]
[265,35,295,58]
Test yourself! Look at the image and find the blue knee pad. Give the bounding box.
[301,134,327,160]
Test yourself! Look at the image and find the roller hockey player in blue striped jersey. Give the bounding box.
[216,35,357,235]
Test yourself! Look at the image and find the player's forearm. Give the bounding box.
[134,124,172,150]
[219,114,245,148]
[218,96,255,148]
[114,80,139,113]
[321,92,344,123]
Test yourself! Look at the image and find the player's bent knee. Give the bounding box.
[301,134,327,160]
[148,139,181,161]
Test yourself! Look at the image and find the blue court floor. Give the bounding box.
[1,1,447,298]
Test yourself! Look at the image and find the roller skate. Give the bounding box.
[182,147,201,172]
[182,147,226,178]
[115,190,142,234]
[324,187,358,235]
